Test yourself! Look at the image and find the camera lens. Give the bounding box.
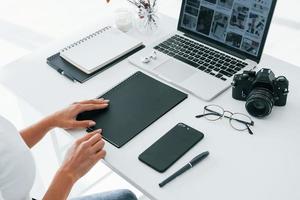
[245,88,274,118]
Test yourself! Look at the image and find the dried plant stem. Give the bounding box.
[127,0,158,31]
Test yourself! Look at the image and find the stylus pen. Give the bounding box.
[159,151,209,188]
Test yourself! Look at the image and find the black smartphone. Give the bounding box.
[138,123,204,173]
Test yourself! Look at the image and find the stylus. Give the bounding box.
[159,151,209,188]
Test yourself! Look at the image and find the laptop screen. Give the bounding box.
[178,0,277,62]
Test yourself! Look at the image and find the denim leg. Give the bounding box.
[71,189,137,200]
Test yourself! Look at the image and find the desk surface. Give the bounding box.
[1,15,300,200]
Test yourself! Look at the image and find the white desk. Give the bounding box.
[1,15,300,200]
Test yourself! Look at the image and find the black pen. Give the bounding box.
[57,69,76,82]
[159,151,209,188]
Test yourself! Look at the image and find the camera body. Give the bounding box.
[232,68,289,118]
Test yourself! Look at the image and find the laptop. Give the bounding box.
[129,0,277,101]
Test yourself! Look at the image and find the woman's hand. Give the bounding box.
[60,129,106,182]
[43,130,106,199]
[48,99,109,130]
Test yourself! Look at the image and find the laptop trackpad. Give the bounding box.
[154,59,195,82]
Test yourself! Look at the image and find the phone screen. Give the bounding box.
[139,123,204,172]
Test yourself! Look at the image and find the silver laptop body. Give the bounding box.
[129,0,277,101]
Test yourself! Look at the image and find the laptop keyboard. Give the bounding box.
[154,34,248,81]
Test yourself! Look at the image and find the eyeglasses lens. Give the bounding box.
[204,105,224,121]
[230,113,253,131]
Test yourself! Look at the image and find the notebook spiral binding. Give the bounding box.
[60,26,112,52]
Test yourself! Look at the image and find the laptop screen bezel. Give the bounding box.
[177,0,277,63]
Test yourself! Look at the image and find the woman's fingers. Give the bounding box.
[75,103,109,114]
[93,149,106,161]
[66,99,110,129]
[91,139,105,153]
[73,99,109,105]
[72,120,96,128]
[85,131,102,146]
[61,129,105,182]
[76,129,101,144]
[68,102,109,129]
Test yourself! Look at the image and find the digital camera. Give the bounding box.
[231,68,289,118]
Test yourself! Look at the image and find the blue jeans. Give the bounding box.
[71,189,137,200]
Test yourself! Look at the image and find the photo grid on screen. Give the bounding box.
[181,0,272,56]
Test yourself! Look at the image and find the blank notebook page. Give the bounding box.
[60,26,142,74]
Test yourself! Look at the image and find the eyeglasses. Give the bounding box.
[195,104,255,135]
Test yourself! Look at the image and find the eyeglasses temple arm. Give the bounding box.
[225,115,254,126]
[195,113,221,118]
[246,124,254,135]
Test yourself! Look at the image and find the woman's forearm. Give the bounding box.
[43,168,76,200]
[20,99,108,148]
[20,116,55,148]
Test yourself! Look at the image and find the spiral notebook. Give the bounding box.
[47,45,144,83]
[60,26,143,74]
[77,71,188,148]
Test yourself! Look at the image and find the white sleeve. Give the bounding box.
[0,116,36,200]
[0,191,5,200]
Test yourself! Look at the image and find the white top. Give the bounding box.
[0,116,35,200]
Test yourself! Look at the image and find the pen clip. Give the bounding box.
[190,151,209,166]
[57,69,76,82]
